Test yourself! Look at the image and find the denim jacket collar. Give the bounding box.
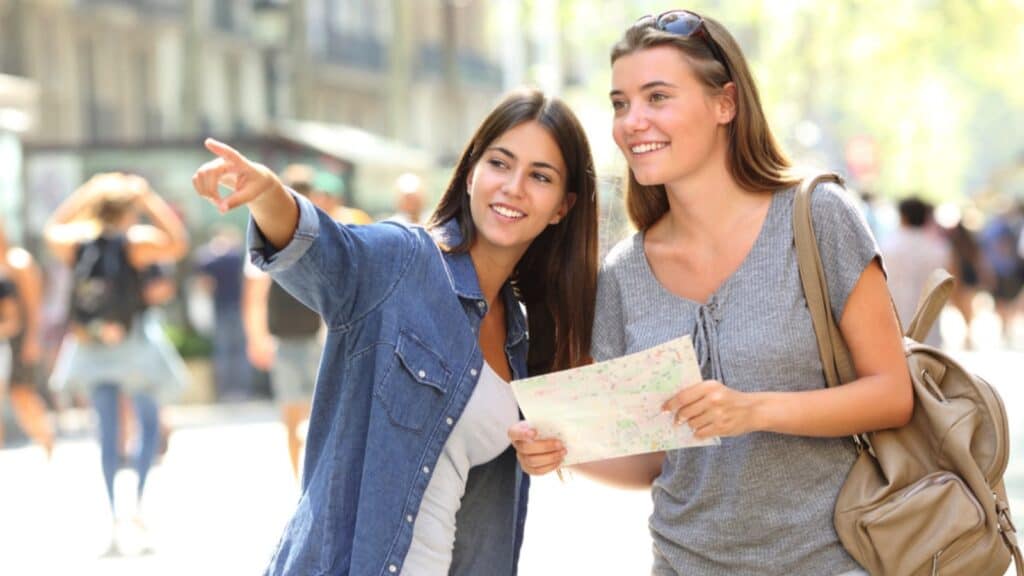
[433,219,528,350]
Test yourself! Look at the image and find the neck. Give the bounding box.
[468,243,522,306]
[659,160,760,242]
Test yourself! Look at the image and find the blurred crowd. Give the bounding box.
[861,192,1024,350]
[2,164,1023,555]
[0,166,427,554]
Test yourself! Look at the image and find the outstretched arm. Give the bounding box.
[193,138,297,249]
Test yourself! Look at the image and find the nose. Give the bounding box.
[501,168,527,198]
[621,103,649,134]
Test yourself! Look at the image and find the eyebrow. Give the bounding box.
[488,146,563,177]
[609,80,679,98]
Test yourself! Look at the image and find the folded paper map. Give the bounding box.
[511,335,718,465]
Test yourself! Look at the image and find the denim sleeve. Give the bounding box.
[248,190,415,329]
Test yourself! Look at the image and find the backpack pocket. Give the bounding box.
[376,329,451,432]
[858,471,984,575]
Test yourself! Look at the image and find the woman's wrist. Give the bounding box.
[749,392,778,433]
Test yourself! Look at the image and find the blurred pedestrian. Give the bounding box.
[511,11,910,576]
[291,164,374,225]
[193,226,251,400]
[947,219,993,349]
[881,197,950,346]
[192,88,598,575]
[979,204,1024,344]
[0,223,55,456]
[241,166,324,480]
[44,172,188,554]
[388,172,427,225]
[117,264,187,464]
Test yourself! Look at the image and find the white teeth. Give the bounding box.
[492,205,525,219]
[631,142,667,154]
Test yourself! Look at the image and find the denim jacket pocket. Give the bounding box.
[377,329,452,432]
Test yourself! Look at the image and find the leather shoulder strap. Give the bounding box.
[792,172,872,452]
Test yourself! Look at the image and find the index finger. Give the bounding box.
[204,138,248,167]
[661,381,707,414]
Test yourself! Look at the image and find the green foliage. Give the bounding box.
[553,0,1024,201]
[162,324,213,359]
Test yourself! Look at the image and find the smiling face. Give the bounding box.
[466,120,574,262]
[610,45,734,188]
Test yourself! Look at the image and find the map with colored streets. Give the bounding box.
[511,335,718,466]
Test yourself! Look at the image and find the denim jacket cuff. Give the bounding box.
[247,188,320,272]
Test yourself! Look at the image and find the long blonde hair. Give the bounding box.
[611,15,800,230]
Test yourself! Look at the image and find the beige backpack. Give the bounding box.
[793,173,1023,576]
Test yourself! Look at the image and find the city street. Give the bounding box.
[2,345,1023,575]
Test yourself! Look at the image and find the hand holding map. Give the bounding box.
[510,335,718,466]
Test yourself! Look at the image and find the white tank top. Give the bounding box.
[401,362,520,575]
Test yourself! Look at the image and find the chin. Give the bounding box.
[631,168,667,187]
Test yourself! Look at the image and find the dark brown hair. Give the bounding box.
[611,15,800,230]
[427,88,598,374]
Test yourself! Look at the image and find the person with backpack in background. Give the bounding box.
[0,222,55,457]
[242,166,332,480]
[115,263,188,467]
[44,172,188,555]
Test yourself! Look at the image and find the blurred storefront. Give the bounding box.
[0,73,36,242]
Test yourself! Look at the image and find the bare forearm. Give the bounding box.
[249,185,299,250]
[571,452,664,489]
[139,193,189,259]
[47,186,96,227]
[753,374,912,437]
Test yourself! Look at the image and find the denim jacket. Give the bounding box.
[250,192,531,576]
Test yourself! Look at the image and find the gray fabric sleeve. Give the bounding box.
[591,261,626,362]
[809,182,882,323]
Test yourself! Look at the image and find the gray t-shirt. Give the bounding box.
[592,184,879,576]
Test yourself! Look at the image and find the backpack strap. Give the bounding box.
[792,172,873,454]
[904,269,955,342]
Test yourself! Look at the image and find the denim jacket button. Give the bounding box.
[470,368,478,376]
[388,565,398,573]
[406,514,414,523]
[422,466,430,474]
[446,417,454,426]
[417,369,426,379]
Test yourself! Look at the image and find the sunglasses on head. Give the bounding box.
[635,10,731,79]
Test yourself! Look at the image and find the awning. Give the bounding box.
[269,119,435,171]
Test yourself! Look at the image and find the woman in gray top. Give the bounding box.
[510,10,912,576]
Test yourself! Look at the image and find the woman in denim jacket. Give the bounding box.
[192,88,598,576]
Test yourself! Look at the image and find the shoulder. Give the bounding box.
[808,181,863,222]
[601,232,644,273]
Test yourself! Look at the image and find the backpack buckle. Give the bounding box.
[997,498,1017,534]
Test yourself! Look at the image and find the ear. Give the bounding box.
[549,192,577,225]
[717,82,737,124]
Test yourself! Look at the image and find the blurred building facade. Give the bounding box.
[0,0,511,219]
